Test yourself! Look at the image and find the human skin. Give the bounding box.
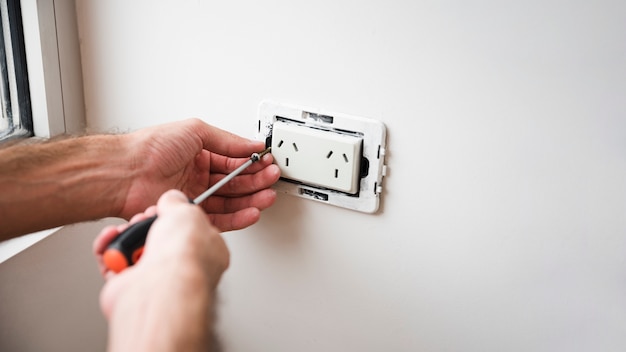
[0,118,281,351]
[0,118,281,240]
[98,190,229,352]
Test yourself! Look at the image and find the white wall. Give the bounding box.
[76,1,626,351]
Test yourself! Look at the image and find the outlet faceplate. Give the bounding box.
[272,122,362,194]
[257,101,387,213]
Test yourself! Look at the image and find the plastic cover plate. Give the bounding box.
[256,100,387,213]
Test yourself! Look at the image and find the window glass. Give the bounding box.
[0,0,32,141]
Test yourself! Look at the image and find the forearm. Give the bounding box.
[0,135,134,240]
[107,262,215,352]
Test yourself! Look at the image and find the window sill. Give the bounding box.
[0,227,60,263]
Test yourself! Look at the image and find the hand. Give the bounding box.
[118,118,280,231]
[96,190,227,350]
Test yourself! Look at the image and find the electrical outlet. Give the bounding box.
[257,101,387,213]
[271,122,362,194]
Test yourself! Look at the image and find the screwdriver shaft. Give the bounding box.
[193,159,253,204]
[193,146,271,204]
[103,147,271,273]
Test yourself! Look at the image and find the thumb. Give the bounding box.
[157,190,191,211]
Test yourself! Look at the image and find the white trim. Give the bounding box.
[0,227,60,263]
[21,0,84,137]
[1,1,86,261]
[257,100,388,213]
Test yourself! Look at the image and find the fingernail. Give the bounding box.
[270,164,281,177]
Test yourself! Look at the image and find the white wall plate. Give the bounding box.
[257,100,387,213]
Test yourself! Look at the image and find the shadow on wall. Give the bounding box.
[252,192,307,251]
[0,218,123,351]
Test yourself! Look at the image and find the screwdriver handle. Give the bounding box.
[103,197,193,273]
[102,147,272,274]
[102,215,157,273]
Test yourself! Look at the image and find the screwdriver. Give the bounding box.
[103,147,272,273]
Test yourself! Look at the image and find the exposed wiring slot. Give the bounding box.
[299,188,329,201]
[304,111,334,124]
[276,115,302,125]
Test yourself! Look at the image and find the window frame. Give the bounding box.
[21,0,85,138]
[0,0,33,140]
[0,0,85,262]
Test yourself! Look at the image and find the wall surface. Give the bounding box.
[0,219,120,351]
[76,1,626,351]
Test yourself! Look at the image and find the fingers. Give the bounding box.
[146,189,218,244]
[200,188,277,231]
[209,151,274,175]
[99,265,139,319]
[187,118,266,158]
[206,207,262,232]
[129,206,157,223]
[157,189,191,211]
[93,226,119,256]
[94,207,157,256]
[93,205,160,276]
[208,163,280,197]
[200,187,276,214]
[93,225,123,275]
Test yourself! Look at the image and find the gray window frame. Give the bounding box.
[0,0,33,141]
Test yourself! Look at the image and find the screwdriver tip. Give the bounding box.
[259,146,272,157]
[251,147,272,162]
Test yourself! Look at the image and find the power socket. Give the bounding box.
[257,101,387,213]
[271,122,362,194]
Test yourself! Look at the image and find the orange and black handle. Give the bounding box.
[102,147,272,274]
[103,198,196,273]
[102,215,157,273]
